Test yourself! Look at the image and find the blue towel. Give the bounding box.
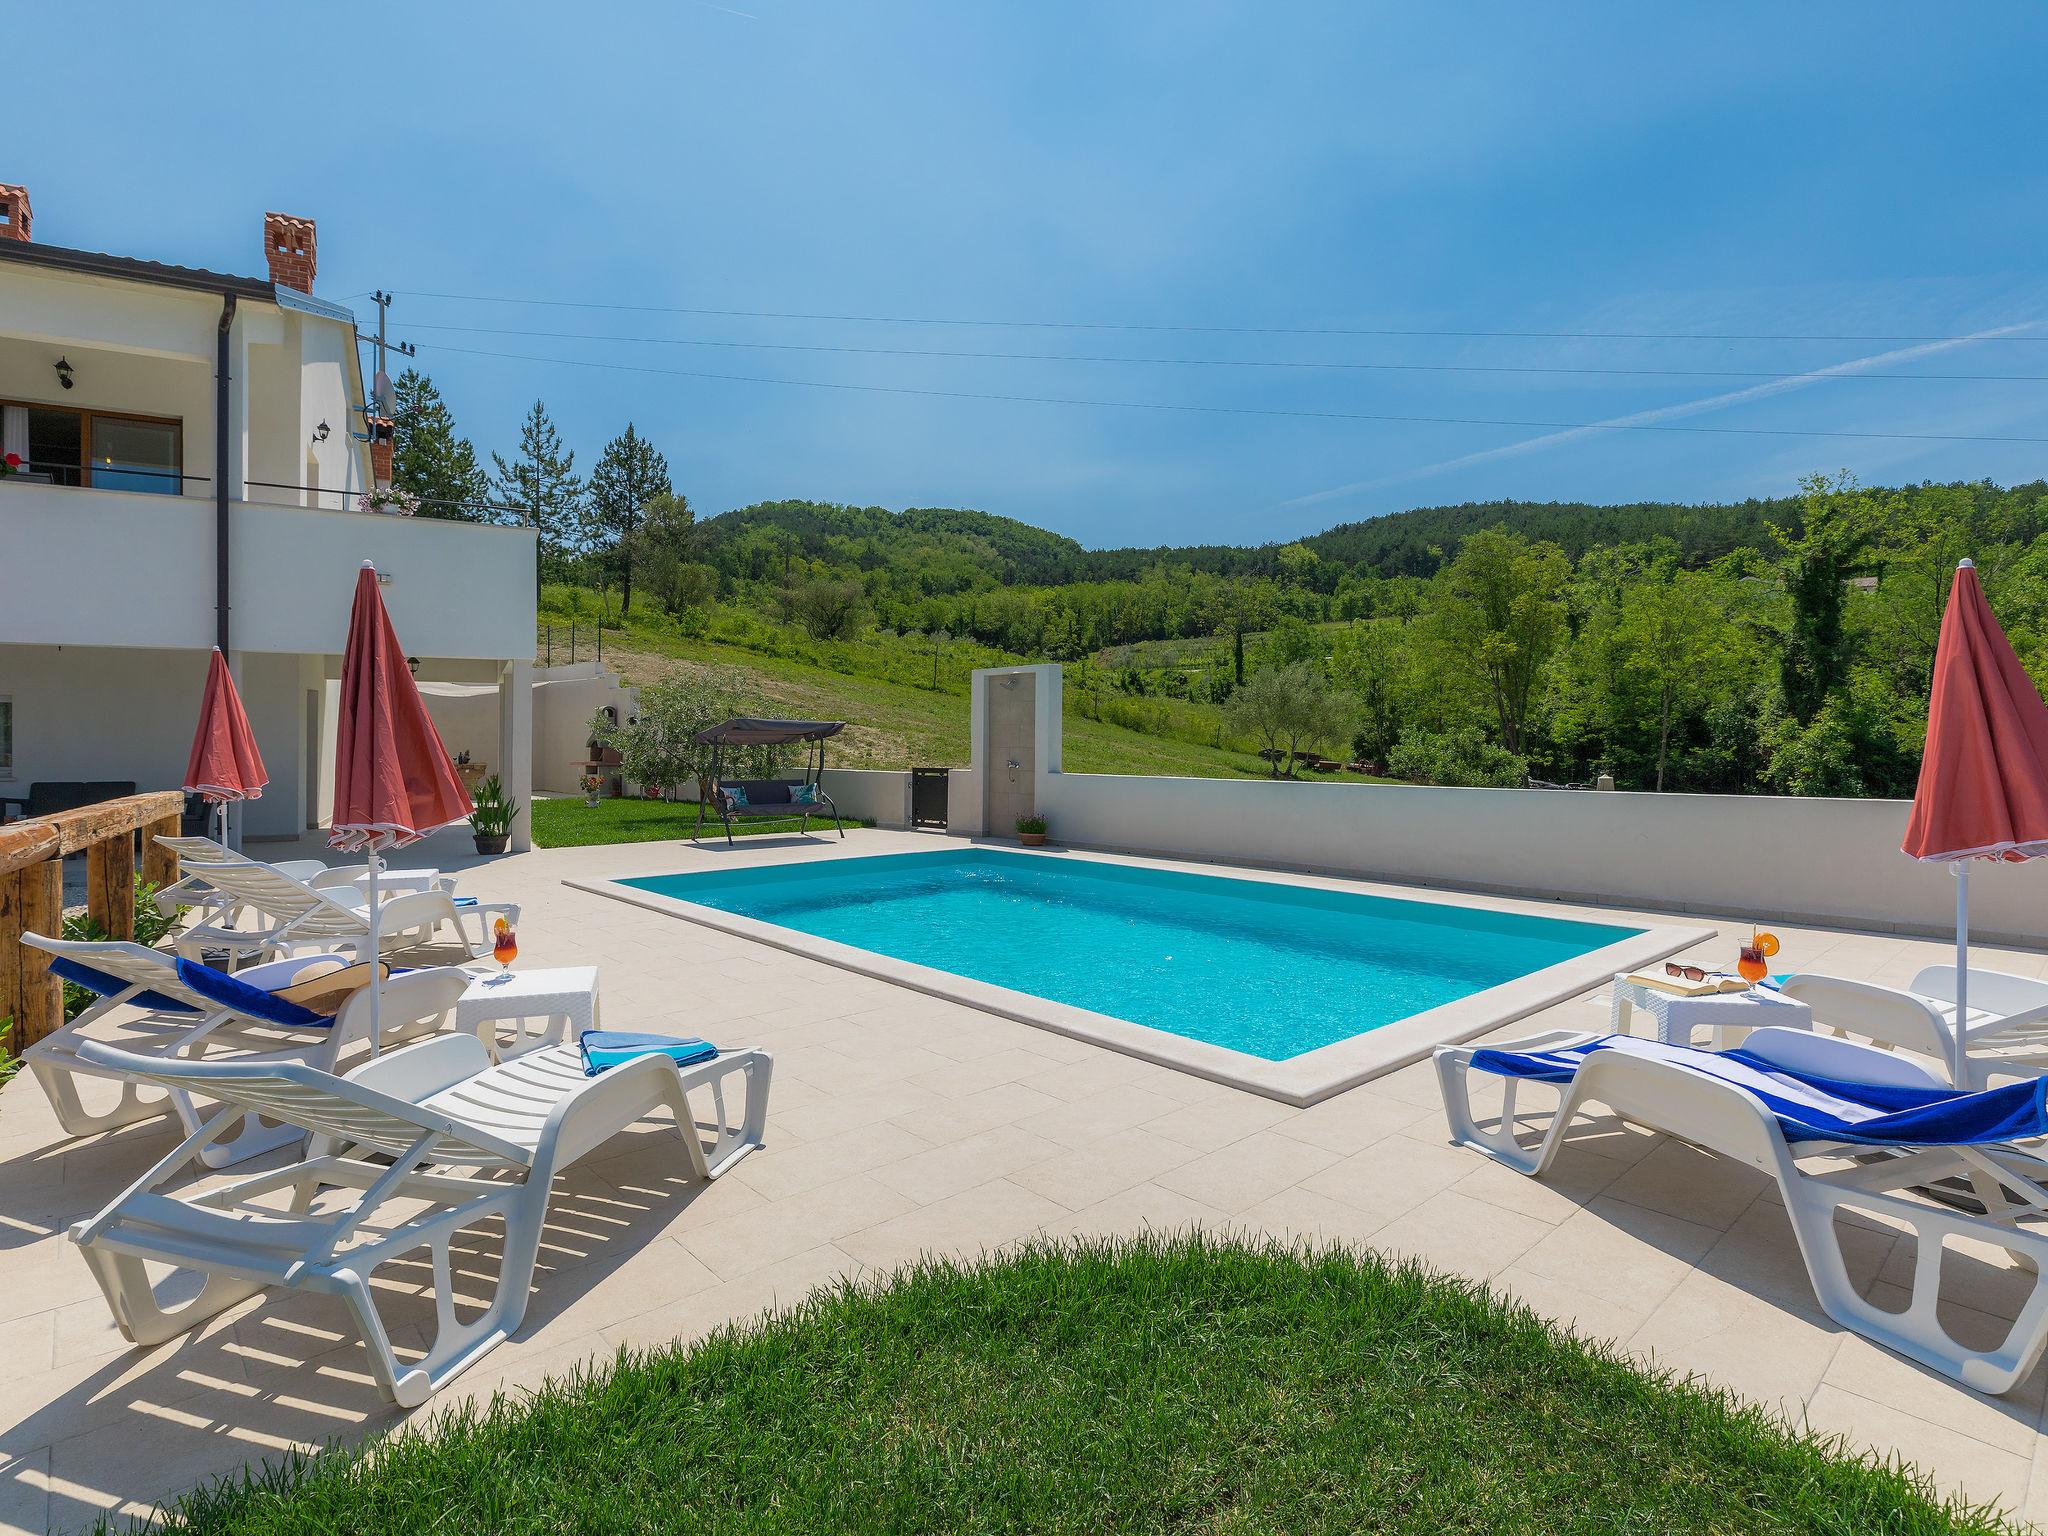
[579,1030,719,1076]
[1469,1034,2048,1147]
[173,958,337,1028]
[49,958,199,1015]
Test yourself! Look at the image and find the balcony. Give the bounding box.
[0,481,536,661]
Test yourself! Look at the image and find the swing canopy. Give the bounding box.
[691,718,846,746]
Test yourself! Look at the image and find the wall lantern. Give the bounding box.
[53,356,74,390]
[312,420,331,444]
[406,655,421,676]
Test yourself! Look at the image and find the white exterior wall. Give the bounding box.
[962,664,2048,946]
[533,664,638,794]
[0,646,317,839]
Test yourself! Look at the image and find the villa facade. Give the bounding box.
[0,184,538,848]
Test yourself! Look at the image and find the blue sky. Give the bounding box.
[10,2,2048,547]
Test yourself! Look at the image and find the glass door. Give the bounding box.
[89,415,181,494]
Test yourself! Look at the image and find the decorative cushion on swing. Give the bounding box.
[790,783,819,806]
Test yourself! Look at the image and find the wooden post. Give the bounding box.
[140,813,181,895]
[4,860,64,1046]
[88,834,138,942]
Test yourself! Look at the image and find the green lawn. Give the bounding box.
[114,1234,2003,1535]
[532,795,875,848]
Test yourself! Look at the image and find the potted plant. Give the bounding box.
[470,775,518,855]
[579,772,605,808]
[1016,813,1049,847]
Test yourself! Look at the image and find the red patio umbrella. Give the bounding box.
[1901,558,2048,1080]
[331,561,473,1046]
[183,647,268,845]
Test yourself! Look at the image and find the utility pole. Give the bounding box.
[361,291,414,495]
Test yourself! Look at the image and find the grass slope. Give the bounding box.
[118,1235,2006,1535]
[594,631,1387,782]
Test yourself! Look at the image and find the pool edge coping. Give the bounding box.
[565,847,1715,1106]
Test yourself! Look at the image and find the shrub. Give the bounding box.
[1387,726,1529,788]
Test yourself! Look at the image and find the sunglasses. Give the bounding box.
[1665,962,1713,981]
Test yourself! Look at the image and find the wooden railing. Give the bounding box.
[0,792,183,1048]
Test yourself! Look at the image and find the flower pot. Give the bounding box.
[1018,831,1046,847]
[473,833,511,856]
[584,795,602,808]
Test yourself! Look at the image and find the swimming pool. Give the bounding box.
[594,849,1699,1100]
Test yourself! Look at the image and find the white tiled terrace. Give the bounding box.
[5,828,2048,1532]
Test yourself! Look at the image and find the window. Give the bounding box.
[90,415,181,493]
[2,400,181,494]
[0,698,12,780]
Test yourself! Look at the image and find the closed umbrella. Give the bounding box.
[331,561,473,1049]
[1901,558,2048,1081]
[183,647,268,846]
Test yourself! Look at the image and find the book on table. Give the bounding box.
[1624,971,1751,998]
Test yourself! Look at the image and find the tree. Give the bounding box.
[787,576,868,640]
[1615,571,1728,791]
[490,400,583,584]
[589,669,778,804]
[586,424,672,615]
[391,369,488,521]
[1773,471,1886,723]
[1224,663,1353,777]
[1427,526,1569,755]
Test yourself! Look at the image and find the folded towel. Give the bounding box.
[579,1030,720,1076]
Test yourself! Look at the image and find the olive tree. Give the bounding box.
[590,668,783,802]
[1224,662,1354,777]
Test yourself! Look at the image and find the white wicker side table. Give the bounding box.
[456,966,601,1059]
[1608,974,1811,1049]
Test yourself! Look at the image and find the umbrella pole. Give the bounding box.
[365,852,384,1056]
[1953,862,1970,1085]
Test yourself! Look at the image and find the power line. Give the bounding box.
[394,288,2048,345]
[410,340,2048,444]
[401,320,2048,384]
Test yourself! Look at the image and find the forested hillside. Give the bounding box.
[528,471,2048,801]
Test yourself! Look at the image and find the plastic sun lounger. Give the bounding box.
[1436,1025,2048,1394]
[1781,969,2048,1091]
[159,844,518,968]
[68,1031,772,1406]
[21,936,469,1167]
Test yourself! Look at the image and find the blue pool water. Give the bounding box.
[621,851,1639,1062]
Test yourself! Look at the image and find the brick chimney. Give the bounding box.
[262,211,316,292]
[370,426,394,490]
[0,184,30,243]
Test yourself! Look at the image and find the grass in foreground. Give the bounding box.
[531,795,876,849]
[117,1234,2008,1535]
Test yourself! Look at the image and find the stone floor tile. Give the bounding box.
[1153,1130,1342,1215]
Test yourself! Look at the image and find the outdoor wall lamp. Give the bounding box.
[53,356,74,389]
[312,420,330,444]
[407,656,420,676]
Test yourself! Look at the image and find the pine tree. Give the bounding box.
[585,423,672,613]
[391,369,489,521]
[490,400,583,583]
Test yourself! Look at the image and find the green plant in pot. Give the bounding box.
[1015,813,1048,847]
[470,775,519,855]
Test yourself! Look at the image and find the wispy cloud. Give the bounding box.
[1274,320,2046,514]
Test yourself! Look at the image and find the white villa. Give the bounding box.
[0,183,539,848]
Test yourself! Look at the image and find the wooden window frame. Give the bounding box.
[1,397,185,492]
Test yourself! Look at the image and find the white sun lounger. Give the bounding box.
[1437,1025,2048,1394]
[160,847,517,968]
[21,935,469,1166]
[1782,970,2048,1090]
[151,836,445,925]
[68,1032,772,1405]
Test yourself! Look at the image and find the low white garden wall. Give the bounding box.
[819,768,913,828]
[1032,773,2047,945]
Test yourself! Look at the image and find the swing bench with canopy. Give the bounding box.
[691,718,846,845]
